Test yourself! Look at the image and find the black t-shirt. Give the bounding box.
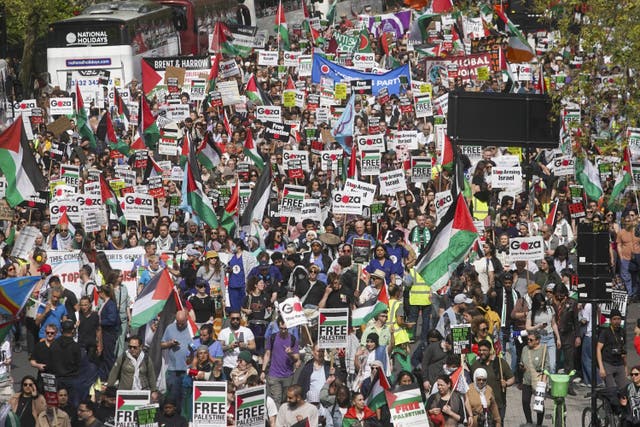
[95,404,115,426]
[599,325,626,365]
[242,292,269,322]
[78,311,100,349]
[16,395,36,427]
[30,341,54,374]
[325,286,354,309]
[188,294,214,323]
[295,280,326,306]
[62,289,78,323]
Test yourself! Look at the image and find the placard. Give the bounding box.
[451,324,471,355]
[352,238,372,264]
[509,236,544,261]
[134,404,159,427]
[379,170,407,195]
[395,130,418,150]
[0,200,14,221]
[256,105,282,123]
[301,199,321,221]
[193,381,226,427]
[50,199,81,224]
[318,308,349,349]
[42,373,58,406]
[344,179,376,206]
[434,190,454,220]
[283,51,301,67]
[411,157,432,183]
[360,151,381,176]
[547,155,575,177]
[258,50,279,66]
[235,385,265,427]
[568,202,586,219]
[332,190,363,215]
[489,166,522,190]
[48,98,74,115]
[280,185,305,217]
[116,390,150,427]
[282,150,309,171]
[386,384,428,427]
[356,134,385,152]
[414,94,433,118]
[217,80,242,105]
[11,226,39,260]
[277,297,308,328]
[123,193,155,219]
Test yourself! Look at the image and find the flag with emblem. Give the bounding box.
[131,269,175,328]
[351,283,389,327]
[0,117,47,207]
[99,175,126,225]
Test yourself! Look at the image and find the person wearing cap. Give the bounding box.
[466,367,502,427]
[384,229,416,271]
[248,252,283,304]
[230,350,258,390]
[50,319,82,406]
[435,293,469,338]
[358,269,386,307]
[157,398,188,427]
[597,308,628,389]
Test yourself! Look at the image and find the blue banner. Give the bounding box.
[312,55,411,96]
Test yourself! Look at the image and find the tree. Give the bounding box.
[534,0,640,155]
[4,0,78,97]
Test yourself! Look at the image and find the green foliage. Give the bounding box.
[5,0,76,47]
[533,0,640,154]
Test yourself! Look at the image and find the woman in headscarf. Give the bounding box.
[466,368,502,427]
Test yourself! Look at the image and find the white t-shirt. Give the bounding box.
[218,326,255,369]
[0,340,11,379]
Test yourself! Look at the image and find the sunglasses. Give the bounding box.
[230,317,241,321]
[632,372,640,376]
[527,338,536,342]
[128,345,139,350]
[23,383,35,387]
[46,332,56,336]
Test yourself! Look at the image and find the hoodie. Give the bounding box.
[50,335,82,377]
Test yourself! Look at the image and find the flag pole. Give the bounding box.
[277,0,282,52]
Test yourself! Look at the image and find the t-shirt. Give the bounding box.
[78,311,100,349]
[188,294,214,323]
[161,323,192,371]
[218,326,255,369]
[275,401,318,427]
[599,326,626,366]
[267,333,299,378]
[37,303,67,339]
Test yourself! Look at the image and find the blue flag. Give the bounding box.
[332,94,355,154]
[0,276,41,316]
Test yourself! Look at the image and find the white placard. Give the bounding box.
[48,98,74,115]
[509,236,544,261]
[332,190,363,215]
[258,50,279,66]
[378,169,407,195]
[489,166,523,190]
[344,179,377,206]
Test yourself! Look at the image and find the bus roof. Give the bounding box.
[53,1,170,24]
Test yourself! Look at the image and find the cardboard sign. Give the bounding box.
[569,202,586,219]
[509,236,544,261]
[258,50,278,66]
[48,98,74,115]
[344,179,376,206]
[192,382,226,427]
[256,105,282,123]
[318,308,349,349]
[379,169,407,195]
[277,297,308,328]
[356,133,385,152]
[164,66,186,87]
[116,390,150,427]
[47,116,73,137]
[235,385,265,427]
[386,384,428,427]
[332,190,363,215]
[411,157,432,183]
[452,324,471,354]
[490,166,522,190]
[352,238,372,264]
[280,185,305,217]
[360,150,382,176]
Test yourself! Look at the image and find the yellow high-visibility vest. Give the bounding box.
[409,268,431,306]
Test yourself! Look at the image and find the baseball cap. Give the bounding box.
[453,294,472,304]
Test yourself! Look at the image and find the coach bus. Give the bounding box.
[47,1,181,101]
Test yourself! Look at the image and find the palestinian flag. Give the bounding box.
[366,370,391,410]
[116,391,150,412]
[608,147,632,209]
[275,1,290,50]
[57,211,76,236]
[236,386,265,420]
[131,269,174,328]
[197,132,222,171]
[575,156,603,201]
[99,175,126,225]
[291,418,310,427]
[319,308,348,327]
[139,96,160,150]
[194,383,226,404]
[0,117,47,207]
[450,366,469,393]
[143,155,164,182]
[211,22,242,57]
[245,74,264,105]
[439,134,454,173]
[384,384,424,412]
[207,52,222,92]
[186,159,219,229]
[141,59,162,95]
[221,180,239,235]
[97,112,131,156]
[351,284,389,327]
[74,83,97,150]
[239,166,271,227]
[415,193,477,292]
[243,129,265,170]
[113,87,130,122]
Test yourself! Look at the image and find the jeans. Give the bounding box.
[619,258,639,296]
[166,370,187,411]
[266,375,293,407]
[540,332,556,373]
[582,335,597,386]
[406,304,432,342]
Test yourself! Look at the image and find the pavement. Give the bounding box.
[9,301,640,426]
